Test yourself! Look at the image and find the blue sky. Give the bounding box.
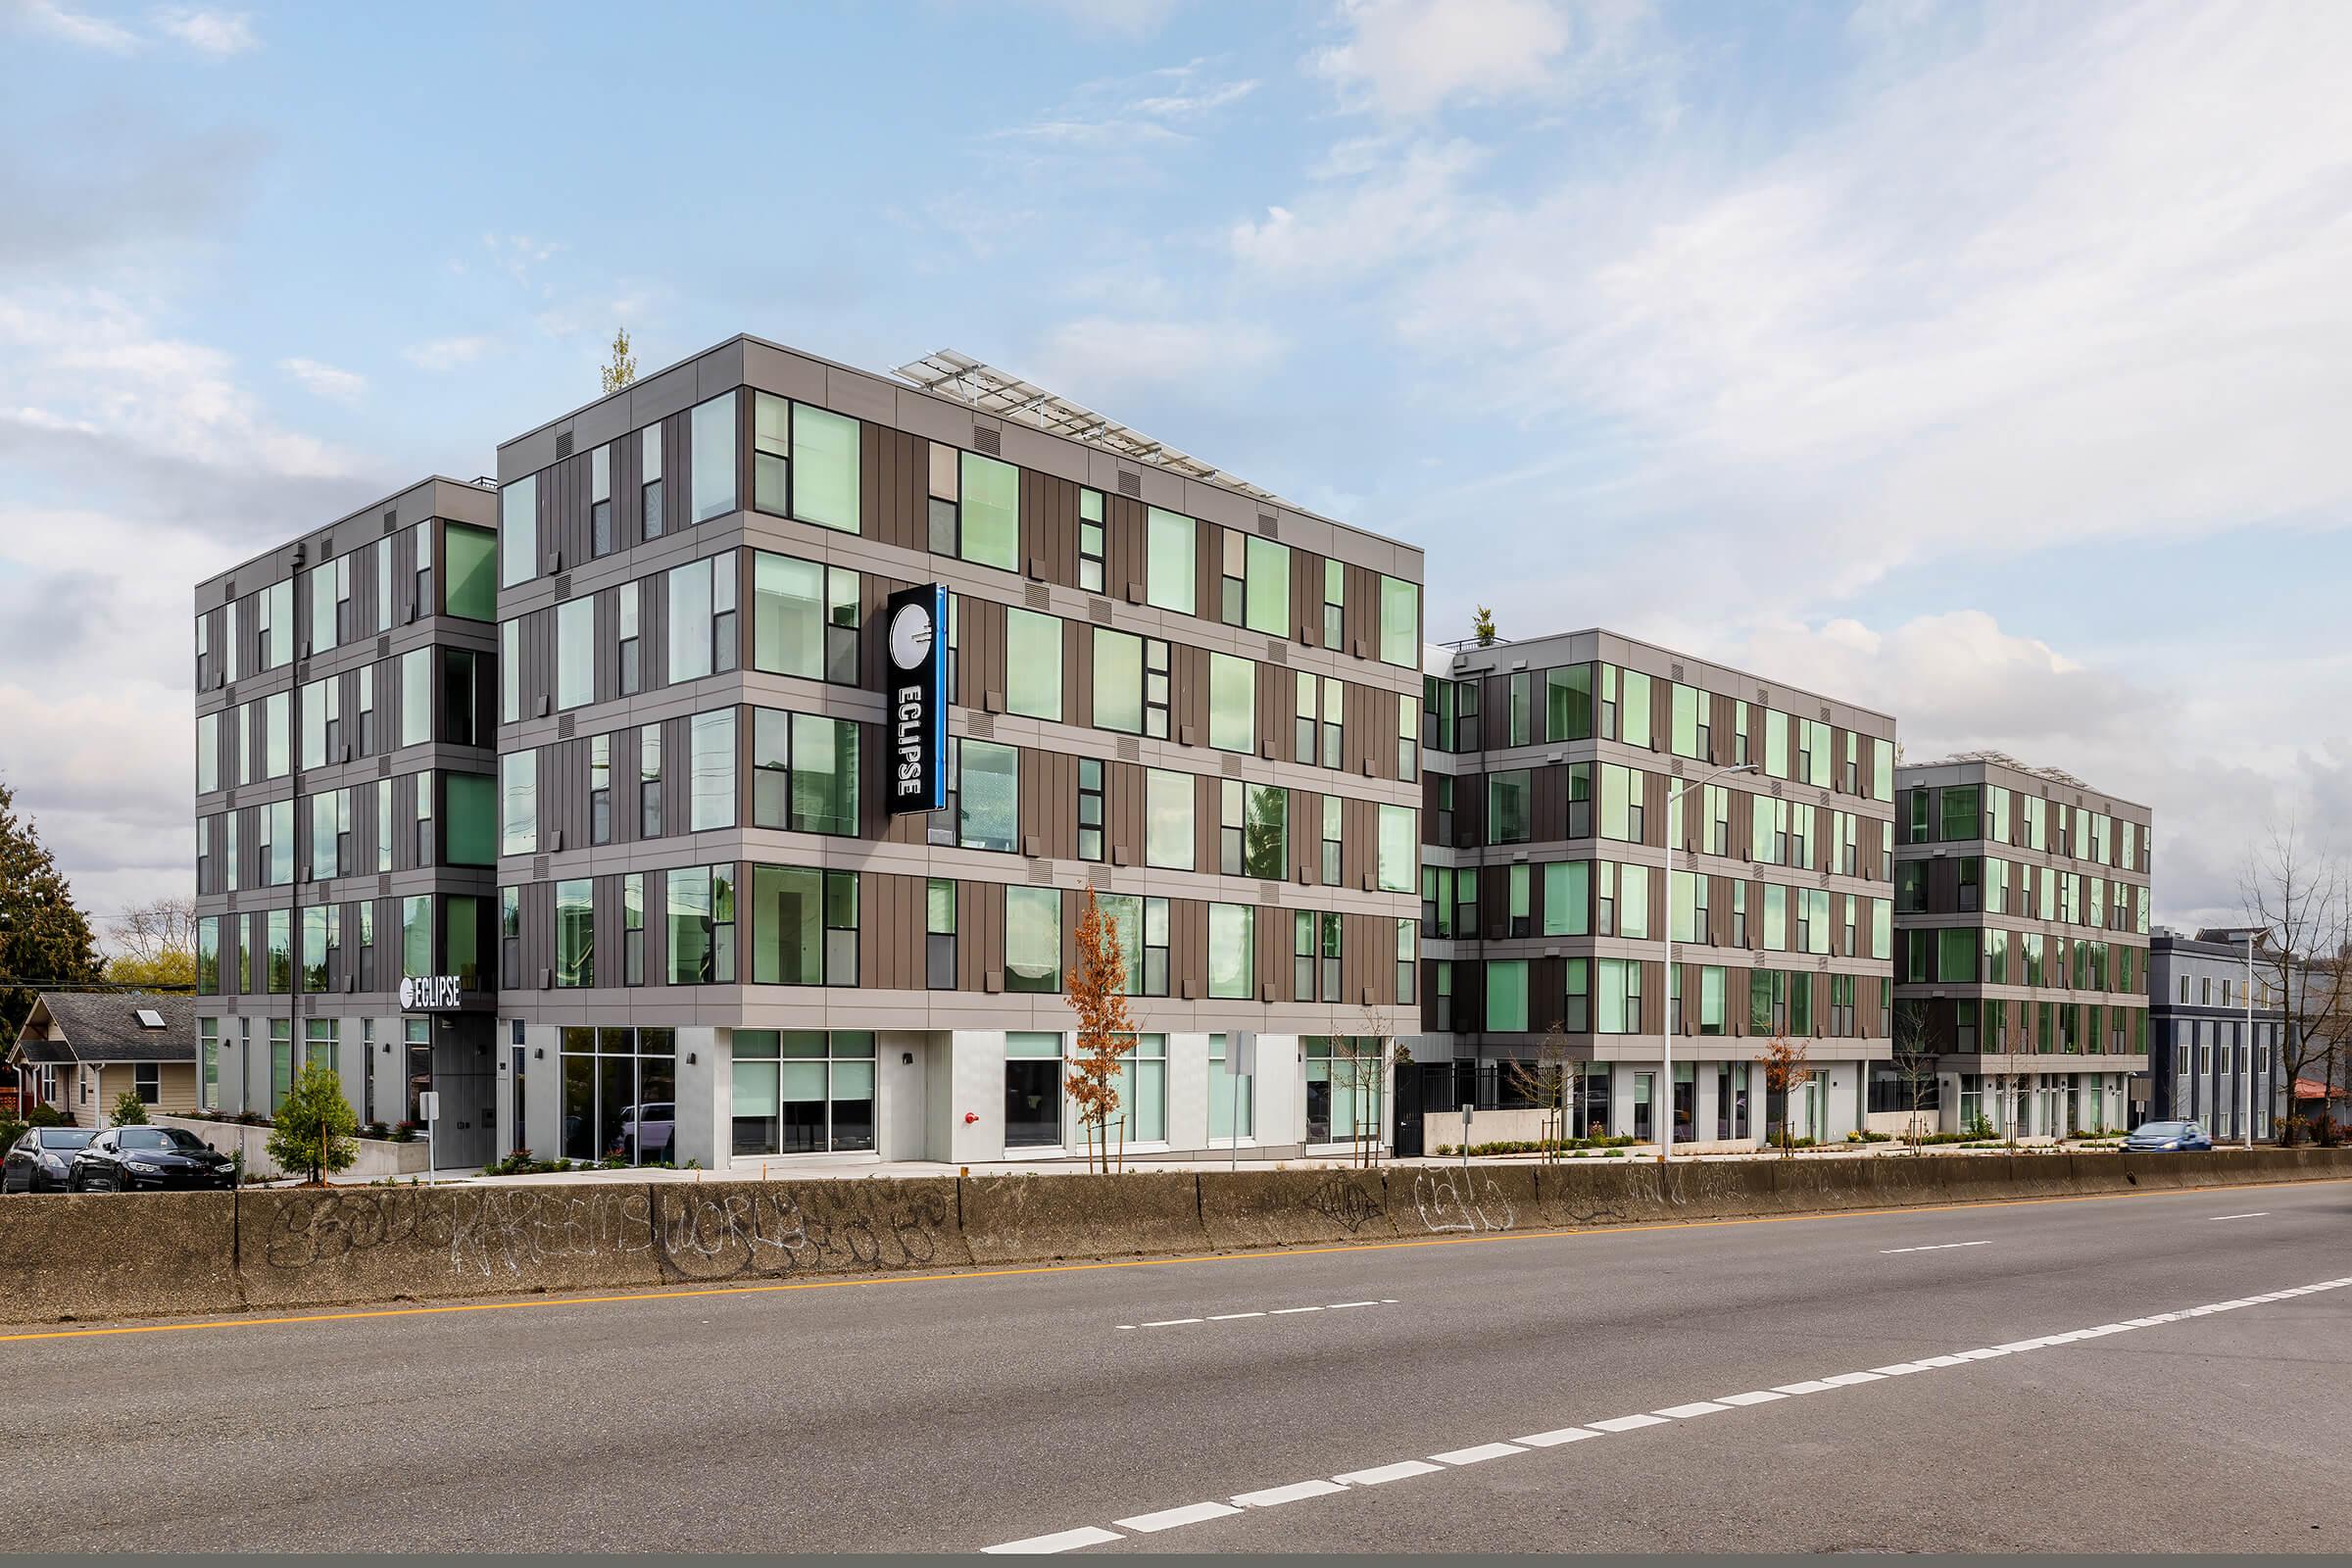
[4,0,2350,933]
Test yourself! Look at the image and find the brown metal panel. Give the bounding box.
[960,594,1005,710]
[1290,788,1319,883]
[1022,469,1081,590]
[1104,495,1147,605]
[1169,897,1206,1000]
[1341,564,1378,662]
[1105,760,1145,868]
[1020,749,1079,862]
[864,423,924,553]
[1193,772,1219,872]
[1172,641,1209,743]
[1195,521,1220,625]
[1292,548,1320,649]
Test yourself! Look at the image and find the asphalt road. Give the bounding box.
[4,1178,2348,1553]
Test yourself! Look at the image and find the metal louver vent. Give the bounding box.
[1266,640,1288,665]
[1671,662,1685,680]
[1257,881,1279,906]
[557,712,575,739]
[1116,737,1139,762]
[1819,705,1832,721]
[376,634,390,659]
[553,573,572,599]
[973,426,1002,456]
[376,873,390,895]
[1221,755,1243,777]
[1027,858,1053,884]
[968,712,995,739]
[1116,469,1142,498]
[556,431,574,460]
[376,757,391,778]
[1256,513,1277,537]
[1023,582,1049,611]
[533,856,549,879]
[382,511,398,533]
[1088,599,1112,625]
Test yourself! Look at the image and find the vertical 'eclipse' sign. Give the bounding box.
[885,583,949,815]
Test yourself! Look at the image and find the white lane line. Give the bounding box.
[1233,1480,1347,1508]
[1880,1240,1995,1254]
[1432,1442,1526,1466]
[1515,1427,1601,1446]
[987,1273,2351,1553]
[1270,1306,1324,1316]
[1208,1312,1266,1321]
[982,1526,1125,1554]
[1133,1300,1399,1329]
[1330,1300,1381,1309]
[1141,1318,1202,1328]
[2207,1212,2269,1221]
[1588,1413,1671,1433]
[1334,1459,1442,1487]
[1116,1501,1240,1534]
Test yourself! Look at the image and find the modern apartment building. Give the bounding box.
[1414,631,1900,1151]
[1892,753,2152,1138]
[2148,928,2279,1140]
[192,477,504,1167]
[489,338,1425,1169]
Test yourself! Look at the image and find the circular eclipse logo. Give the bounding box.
[889,602,935,670]
[398,977,416,1009]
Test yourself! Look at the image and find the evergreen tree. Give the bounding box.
[267,1062,361,1185]
[0,782,101,1038]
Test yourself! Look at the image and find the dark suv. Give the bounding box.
[67,1126,236,1192]
[3,1126,98,1193]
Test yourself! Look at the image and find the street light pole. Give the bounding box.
[1664,762,1759,1163]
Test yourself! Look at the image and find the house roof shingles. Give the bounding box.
[7,992,197,1065]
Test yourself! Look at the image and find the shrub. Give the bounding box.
[0,1115,24,1152]
[387,1121,417,1144]
[481,1148,564,1177]
[1963,1112,1996,1140]
[28,1103,67,1128]
[110,1088,151,1127]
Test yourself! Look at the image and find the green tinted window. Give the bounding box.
[1147,509,1195,614]
[958,452,1019,570]
[1546,663,1592,741]
[1005,609,1062,721]
[1487,960,1529,1032]
[1209,653,1254,753]
[1378,575,1418,666]
[1244,537,1290,637]
[444,523,496,620]
[793,405,859,533]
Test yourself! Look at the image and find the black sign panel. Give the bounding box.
[885,583,949,815]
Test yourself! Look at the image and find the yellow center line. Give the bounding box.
[0,1175,2332,1347]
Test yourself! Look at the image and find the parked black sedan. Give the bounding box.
[3,1126,97,1193]
[66,1126,236,1192]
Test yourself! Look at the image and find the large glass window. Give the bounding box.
[958,451,1019,570]
[1004,1033,1062,1150]
[556,597,594,710]
[1146,508,1195,614]
[1597,957,1642,1034]
[1488,770,1531,845]
[666,864,735,985]
[1378,804,1415,893]
[1305,1038,1384,1146]
[1094,627,1145,734]
[1378,575,1418,667]
[1004,886,1061,994]
[1208,903,1255,999]
[953,738,1018,852]
[400,896,431,980]
[1208,653,1254,753]
[445,772,495,866]
[444,522,496,620]
[690,391,736,524]
[501,749,537,856]
[733,1030,874,1155]
[750,708,859,836]
[1005,608,1063,721]
[749,864,858,986]
[1147,768,1194,869]
[398,649,429,748]
[559,1027,678,1164]
[1543,860,1591,936]
[690,709,736,831]
[500,473,537,589]
[1546,663,1593,741]
[668,551,738,683]
[1244,537,1290,637]
[752,551,859,684]
[1487,959,1530,1032]
[556,878,594,988]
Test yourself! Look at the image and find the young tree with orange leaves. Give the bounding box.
[1761,1035,1813,1158]
[1064,887,1139,1172]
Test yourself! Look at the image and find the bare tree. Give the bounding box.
[1891,1000,1938,1151]
[1062,888,1136,1172]
[2240,820,2349,1145]
[1502,1021,1579,1160]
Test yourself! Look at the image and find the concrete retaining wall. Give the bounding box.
[3,1150,2347,1325]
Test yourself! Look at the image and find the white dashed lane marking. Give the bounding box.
[982,1274,2352,1552]
[1880,1240,1995,1254]
[2207,1212,2269,1221]
[1119,1298,1399,1330]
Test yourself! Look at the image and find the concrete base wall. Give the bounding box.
[6,1150,2348,1326]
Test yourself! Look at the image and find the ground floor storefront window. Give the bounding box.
[1004,1032,1062,1149]
[1716,1062,1748,1141]
[561,1026,677,1164]
[732,1030,875,1155]
[1305,1037,1383,1147]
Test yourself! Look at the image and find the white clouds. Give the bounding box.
[13,0,136,51]
[1229,139,1484,277]
[151,7,255,56]
[991,60,1260,161]
[278,356,365,404]
[402,334,492,370]
[1310,0,1575,116]
[9,1,256,56]
[1033,316,1288,397]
